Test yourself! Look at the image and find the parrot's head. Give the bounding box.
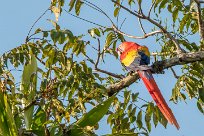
[116,42,136,57]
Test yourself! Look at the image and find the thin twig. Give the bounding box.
[112,25,163,39]
[26,7,50,43]
[111,0,184,54]
[111,0,144,18]
[148,0,156,17]
[118,94,146,113]
[170,67,179,79]
[94,39,122,79]
[35,55,46,65]
[95,38,101,68]
[119,18,126,30]
[83,40,122,79]
[64,9,106,28]
[82,0,114,24]
[95,68,123,79]
[136,0,146,34]
[138,18,146,34]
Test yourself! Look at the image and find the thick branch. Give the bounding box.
[107,51,204,96]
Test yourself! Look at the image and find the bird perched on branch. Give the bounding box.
[117,41,180,129]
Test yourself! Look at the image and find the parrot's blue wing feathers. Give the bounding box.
[138,51,150,65]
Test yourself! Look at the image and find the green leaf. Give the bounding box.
[128,0,135,6]
[88,28,101,38]
[159,0,168,13]
[75,95,115,127]
[197,100,204,114]
[35,28,42,34]
[50,29,59,44]
[114,7,120,17]
[136,110,143,129]
[199,88,204,103]
[145,114,151,132]
[154,0,162,11]
[43,31,48,37]
[160,113,168,128]
[20,54,37,129]
[75,0,83,16]
[0,92,18,136]
[31,107,46,136]
[132,92,139,102]
[69,0,77,11]
[179,14,190,32]
[58,31,66,44]
[104,32,115,50]
[172,7,179,22]
[153,113,158,127]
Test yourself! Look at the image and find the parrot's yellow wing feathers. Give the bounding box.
[121,50,139,67]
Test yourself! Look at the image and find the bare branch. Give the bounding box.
[92,38,123,79]
[26,7,50,43]
[64,9,106,28]
[112,25,163,39]
[119,18,126,29]
[95,38,101,68]
[111,0,144,18]
[95,68,123,79]
[111,0,184,54]
[170,67,179,79]
[82,0,115,25]
[148,0,156,17]
[107,51,204,96]
[138,18,146,34]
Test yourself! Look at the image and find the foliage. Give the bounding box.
[0,0,204,135]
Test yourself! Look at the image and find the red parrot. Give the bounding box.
[117,42,180,129]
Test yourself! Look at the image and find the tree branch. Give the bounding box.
[148,0,156,17]
[112,25,163,39]
[26,7,50,43]
[111,0,184,54]
[107,51,204,96]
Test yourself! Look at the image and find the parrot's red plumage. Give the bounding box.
[117,42,180,129]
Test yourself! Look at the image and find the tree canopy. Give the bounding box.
[1,0,204,136]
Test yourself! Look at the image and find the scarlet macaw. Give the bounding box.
[117,42,180,129]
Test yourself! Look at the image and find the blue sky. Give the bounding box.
[1,1,204,136]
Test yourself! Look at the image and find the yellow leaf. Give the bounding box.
[51,6,60,22]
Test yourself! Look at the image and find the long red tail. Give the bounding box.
[138,70,180,129]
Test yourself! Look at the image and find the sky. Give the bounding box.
[1,0,204,136]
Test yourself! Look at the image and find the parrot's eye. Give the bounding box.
[117,48,123,56]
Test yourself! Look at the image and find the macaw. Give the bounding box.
[117,42,180,129]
